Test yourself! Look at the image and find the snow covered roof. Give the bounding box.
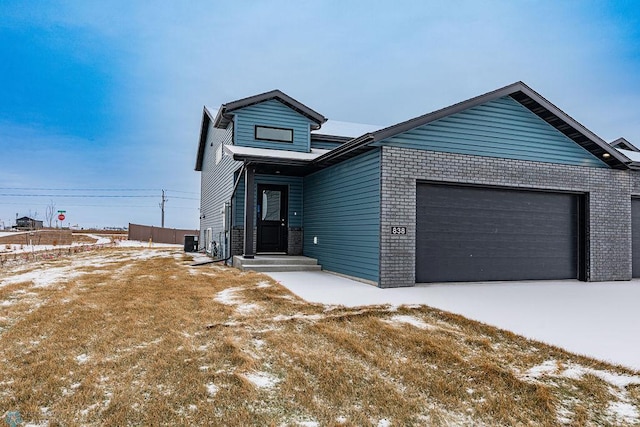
[223,145,329,163]
[312,120,384,138]
[610,137,640,152]
[615,148,640,163]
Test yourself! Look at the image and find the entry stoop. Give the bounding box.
[233,255,322,272]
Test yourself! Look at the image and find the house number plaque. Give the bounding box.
[391,226,407,235]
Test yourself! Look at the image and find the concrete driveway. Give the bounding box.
[266,271,640,371]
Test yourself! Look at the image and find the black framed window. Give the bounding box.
[255,125,293,143]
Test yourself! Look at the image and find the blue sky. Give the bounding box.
[1,1,640,229]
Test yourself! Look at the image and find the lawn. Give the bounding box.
[1,247,639,426]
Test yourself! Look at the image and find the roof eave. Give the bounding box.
[312,134,376,167]
[371,82,527,142]
[511,83,628,169]
[364,81,626,169]
[221,89,327,129]
[195,106,215,171]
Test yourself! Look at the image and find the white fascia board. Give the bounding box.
[223,145,330,161]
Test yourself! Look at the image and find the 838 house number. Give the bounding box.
[391,226,407,235]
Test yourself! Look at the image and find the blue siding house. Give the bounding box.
[196,83,640,287]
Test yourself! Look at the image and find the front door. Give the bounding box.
[257,184,288,253]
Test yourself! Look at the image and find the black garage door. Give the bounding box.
[416,183,585,283]
[632,198,640,278]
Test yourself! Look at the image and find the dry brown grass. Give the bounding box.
[1,248,639,426]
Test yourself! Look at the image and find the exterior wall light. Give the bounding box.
[602,153,611,159]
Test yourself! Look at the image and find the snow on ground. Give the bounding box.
[205,383,219,396]
[383,314,436,330]
[1,265,84,288]
[0,247,177,291]
[521,359,640,424]
[242,371,280,389]
[267,272,640,371]
[116,240,181,248]
[213,287,263,315]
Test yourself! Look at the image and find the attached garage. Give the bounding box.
[416,183,586,283]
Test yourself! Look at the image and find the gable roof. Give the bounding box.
[313,81,629,169]
[195,90,327,171]
[610,137,640,152]
[213,89,327,130]
[194,106,215,171]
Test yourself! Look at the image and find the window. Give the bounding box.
[255,125,293,143]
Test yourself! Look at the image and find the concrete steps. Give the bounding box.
[233,255,321,272]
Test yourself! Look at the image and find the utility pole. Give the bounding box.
[160,189,168,228]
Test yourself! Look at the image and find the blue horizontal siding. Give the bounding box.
[303,149,381,283]
[234,174,303,228]
[377,96,607,168]
[234,99,312,153]
[310,140,343,150]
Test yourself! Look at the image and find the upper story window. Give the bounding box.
[255,125,293,143]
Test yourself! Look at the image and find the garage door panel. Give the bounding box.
[419,256,577,282]
[416,184,579,283]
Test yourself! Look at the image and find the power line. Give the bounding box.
[167,195,200,200]
[165,189,199,195]
[0,187,159,191]
[0,194,157,198]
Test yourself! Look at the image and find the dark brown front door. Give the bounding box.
[257,184,288,253]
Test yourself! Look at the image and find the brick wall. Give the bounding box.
[380,146,632,288]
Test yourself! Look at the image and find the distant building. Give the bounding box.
[15,216,43,230]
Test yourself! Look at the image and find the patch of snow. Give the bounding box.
[336,416,347,424]
[313,119,384,138]
[523,359,640,424]
[189,253,213,264]
[205,383,218,396]
[236,303,260,315]
[0,266,82,289]
[214,287,242,305]
[80,402,100,416]
[383,315,435,330]
[188,404,197,411]
[116,240,181,248]
[607,401,639,424]
[76,354,89,364]
[296,421,319,427]
[267,271,640,370]
[617,148,640,162]
[243,371,280,389]
[255,281,271,288]
[82,234,112,245]
[524,360,559,378]
[272,313,324,322]
[377,419,391,427]
[524,360,640,388]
